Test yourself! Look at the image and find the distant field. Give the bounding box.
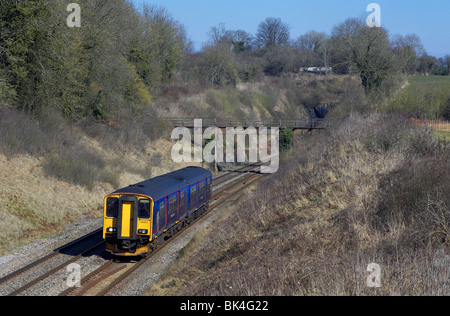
[409,118,450,141]
[435,130,450,141]
[383,75,450,119]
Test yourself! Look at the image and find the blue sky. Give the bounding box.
[131,0,450,57]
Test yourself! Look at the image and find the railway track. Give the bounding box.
[0,164,264,296]
[63,169,263,296]
[0,228,104,296]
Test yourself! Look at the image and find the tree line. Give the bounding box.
[1,0,448,121]
[201,17,449,95]
[0,0,189,120]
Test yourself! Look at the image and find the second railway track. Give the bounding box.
[0,164,264,296]
[64,169,263,296]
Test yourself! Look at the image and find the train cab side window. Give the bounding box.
[138,199,151,219]
[106,197,119,217]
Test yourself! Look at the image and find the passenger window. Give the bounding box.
[180,191,186,210]
[106,197,119,217]
[190,185,197,206]
[160,201,165,222]
[199,181,205,198]
[169,195,177,218]
[138,199,151,219]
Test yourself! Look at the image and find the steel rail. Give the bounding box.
[0,228,103,286]
[4,163,264,296]
[95,171,264,296]
[6,241,105,296]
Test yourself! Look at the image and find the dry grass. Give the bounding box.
[147,113,449,296]
[0,136,202,255]
[0,154,111,253]
[0,105,203,254]
[154,75,353,120]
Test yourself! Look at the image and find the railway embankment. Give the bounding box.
[146,112,449,296]
[0,74,349,256]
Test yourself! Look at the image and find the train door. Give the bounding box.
[199,180,206,204]
[118,196,138,239]
[207,176,212,199]
[167,193,178,227]
[179,188,188,219]
[189,184,198,211]
[157,198,166,234]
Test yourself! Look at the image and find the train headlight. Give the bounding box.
[106,227,117,233]
[138,229,148,235]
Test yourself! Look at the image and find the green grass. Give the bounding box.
[434,130,450,142]
[205,89,247,118]
[383,75,450,118]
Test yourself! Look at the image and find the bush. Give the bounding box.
[44,146,106,190]
[147,113,450,296]
[0,106,125,189]
[303,91,323,109]
[200,44,238,86]
[373,154,450,246]
[82,105,166,151]
[279,127,293,152]
[442,98,450,120]
[239,65,259,82]
[205,89,246,118]
[384,76,450,119]
[0,107,54,156]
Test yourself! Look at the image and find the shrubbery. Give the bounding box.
[384,76,450,119]
[0,106,166,189]
[148,113,450,296]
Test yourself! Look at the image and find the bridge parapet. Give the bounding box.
[166,118,330,130]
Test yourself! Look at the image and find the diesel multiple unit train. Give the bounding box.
[103,167,212,257]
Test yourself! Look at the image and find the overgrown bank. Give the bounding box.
[0,106,194,254]
[0,72,352,254]
[1,0,449,284]
[147,113,449,296]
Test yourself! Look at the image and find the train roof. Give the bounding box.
[111,166,212,200]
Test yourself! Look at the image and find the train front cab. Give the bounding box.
[103,174,212,257]
[103,194,153,257]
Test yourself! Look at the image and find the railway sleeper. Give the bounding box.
[145,203,209,257]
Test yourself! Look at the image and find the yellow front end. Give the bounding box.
[103,194,153,256]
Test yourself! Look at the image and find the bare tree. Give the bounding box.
[200,42,238,86]
[139,4,190,87]
[296,31,331,69]
[297,31,325,54]
[230,30,254,53]
[207,25,253,53]
[391,34,425,74]
[331,17,394,94]
[444,55,450,74]
[256,17,290,49]
[417,54,437,75]
[207,23,232,47]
